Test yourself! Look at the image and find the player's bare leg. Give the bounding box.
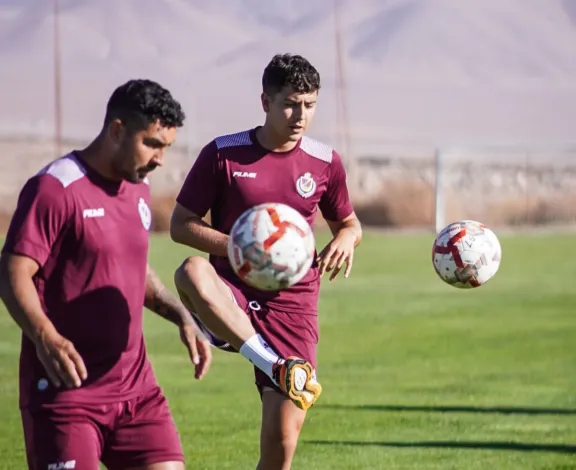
[256,389,307,470]
[175,256,255,349]
[125,462,185,470]
[174,256,321,409]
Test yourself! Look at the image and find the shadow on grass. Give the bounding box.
[305,440,576,454]
[319,404,576,416]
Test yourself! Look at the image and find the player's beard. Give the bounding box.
[134,166,152,183]
[132,162,158,183]
[125,170,144,184]
[122,166,153,184]
[112,151,158,184]
[111,157,147,184]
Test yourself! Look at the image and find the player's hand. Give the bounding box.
[35,329,88,389]
[317,229,357,281]
[179,323,212,380]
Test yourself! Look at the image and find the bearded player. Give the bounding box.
[170,54,362,469]
[0,79,211,470]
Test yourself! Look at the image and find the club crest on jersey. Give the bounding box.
[138,197,151,231]
[296,172,316,199]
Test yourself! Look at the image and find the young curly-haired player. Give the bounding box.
[171,54,362,469]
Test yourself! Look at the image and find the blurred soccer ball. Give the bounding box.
[432,220,502,288]
[227,202,315,291]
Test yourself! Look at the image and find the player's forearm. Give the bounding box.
[0,266,57,344]
[170,217,229,258]
[336,218,363,247]
[144,265,196,327]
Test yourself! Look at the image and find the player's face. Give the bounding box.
[263,86,318,142]
[111,120,177,183]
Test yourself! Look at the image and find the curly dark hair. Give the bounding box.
[104,79,185,132]
[262,54,321,96]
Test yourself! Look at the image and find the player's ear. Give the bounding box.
[107,119,126,146]
[261,92,270,113]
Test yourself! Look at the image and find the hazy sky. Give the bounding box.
[1,0,576,159]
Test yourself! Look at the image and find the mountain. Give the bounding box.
[1,0,576,159]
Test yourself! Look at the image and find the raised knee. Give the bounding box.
[175,256,210,288]
[174,256,220,300]
[177,256,212,279]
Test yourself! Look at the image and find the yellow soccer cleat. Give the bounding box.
[273,357,322,411]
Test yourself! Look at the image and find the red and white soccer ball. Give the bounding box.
[227,202,315,291]
[432,220,502,288]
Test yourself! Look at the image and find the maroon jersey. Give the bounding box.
[2,153,157,409]
[176,127,353,314]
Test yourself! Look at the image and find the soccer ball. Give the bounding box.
[227,202,315,291]
[432,220,502,288]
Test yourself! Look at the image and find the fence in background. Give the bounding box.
[1,137,575,231]
[347,144,576,230]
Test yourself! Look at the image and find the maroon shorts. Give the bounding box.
[191,276,319,394]
[21,387,184,470]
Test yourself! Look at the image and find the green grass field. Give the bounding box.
[0,231,574,469]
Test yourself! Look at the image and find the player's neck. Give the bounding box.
[256,126,299,153]
[76,138,122,183]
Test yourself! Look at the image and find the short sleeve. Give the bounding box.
[176,141,223,218]
[2,175,71,268]
[318,150,354,222]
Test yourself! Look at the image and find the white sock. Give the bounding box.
[239,334,284,381]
